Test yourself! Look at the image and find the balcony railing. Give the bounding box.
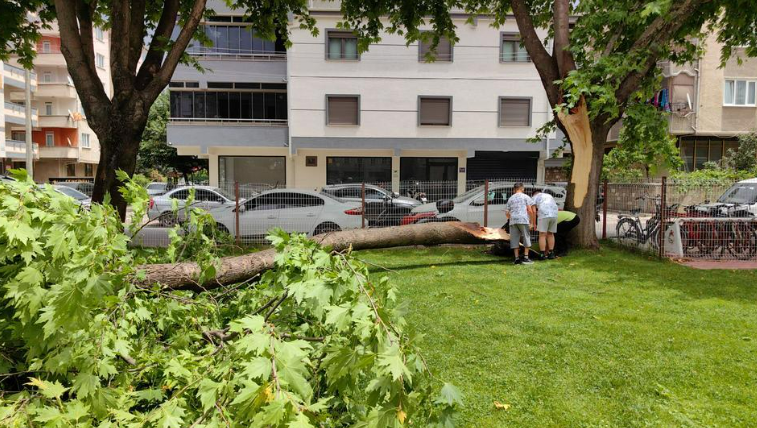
[169,117,288,125]
[186,48,286,61]
[3,63,37,80]
[5,139,39,152]
[4,101,38,116]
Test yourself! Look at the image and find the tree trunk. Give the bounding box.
[559,99,605,249]
[90,108,149,219]
[134,222,510,292]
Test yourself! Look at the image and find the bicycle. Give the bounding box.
[679,203,757,259]
[616,196,676,252]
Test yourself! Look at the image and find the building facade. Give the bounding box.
[168,1,560,192]
[5,21,110,183]
[1,62,39,174]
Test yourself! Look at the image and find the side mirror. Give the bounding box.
[704,199,710,204]
[236,204,246,213]
[391,191,400,198]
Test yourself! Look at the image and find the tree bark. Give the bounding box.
[134,222,510,292]
[558,99,611,249]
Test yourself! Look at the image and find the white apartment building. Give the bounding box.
[168,1,559,192]
[1,62,39,173]
[5,21,110,183]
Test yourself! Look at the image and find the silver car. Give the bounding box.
[148,185,243,226]
[53,185,92,208]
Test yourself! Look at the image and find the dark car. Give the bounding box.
[320,183,422,226]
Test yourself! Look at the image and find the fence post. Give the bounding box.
[361,182,366,229]
[483,179,489,227]
[659,176,667,258]
[602,179,608,240]
[234,181,240,246]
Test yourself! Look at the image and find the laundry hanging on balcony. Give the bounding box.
[649,88,672,112]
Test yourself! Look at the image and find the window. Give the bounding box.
[171,189,190,200]
[501,33,530,62]
[279,192,325,209]
[326,95,360,125]
[43,72,52,83]
[679,138,739,171]
[326,157,392,184]
[218,156,286,186]
[96,53,105,69]
[170,90,287,121]
[45,132,55,147]
[45,102,53,116]
[95,27,104,42]
[327,31,358,60]
[84,163,94,177]
[66,163,76,176]
[499,97,532,126]
[418,34,452,62]
[724,79,756,106]
[245,194,281,211]
[418,97,452,126]
[81,133,91,148]
[188,24,283,56]
[42,41,51,53]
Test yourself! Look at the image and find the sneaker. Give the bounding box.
[513,258,523,265]
[536,252,547,261]
[521,257,534,265]
[547,252,557,260]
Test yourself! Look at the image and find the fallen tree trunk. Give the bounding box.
[136,222,509,291]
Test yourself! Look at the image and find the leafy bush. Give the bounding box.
[0,171,459,427]
[723,132,757,172]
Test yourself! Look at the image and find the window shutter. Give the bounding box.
[328,96,359,125]
[420,98,451,125]
[419,36,452,61]
[500,98,531,126]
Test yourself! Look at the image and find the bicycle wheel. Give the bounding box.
[734,224,757,260]
[616,218,642,248]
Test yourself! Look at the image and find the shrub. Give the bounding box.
[0,171,459,427]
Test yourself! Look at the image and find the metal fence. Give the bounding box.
[131,178,563,247]
[602,178,757,261]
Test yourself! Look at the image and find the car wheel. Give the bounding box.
[314,222,341,235]
[158,211,179,227]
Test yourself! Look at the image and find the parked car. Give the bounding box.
[402,182,567,225]
[211,189,362,242]
[320,183,422,226]
[148,186,242,226]
[55,181,95,197]
[53,185,92,208]
[146,182,169,196]
[689,178,757,216]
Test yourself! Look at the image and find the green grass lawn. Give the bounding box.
[357,245,757,428]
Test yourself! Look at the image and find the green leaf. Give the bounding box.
[27,377,68,399]
[377,344,411,382]
[229,315,265,333]
[197,379,222,412]
[435,383,463,406]
[288,412,314,428]
[244,357,273,380]
[72,373,99,398]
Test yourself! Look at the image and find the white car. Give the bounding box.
[148,186,242,226]
[405,182,567,226]
[210,189,363,242]
[53,185,92,208]
[697,178,757,216]
[146,182,169,196]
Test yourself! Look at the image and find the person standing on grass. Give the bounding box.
[532,189,559,260]
[505,182,536,265]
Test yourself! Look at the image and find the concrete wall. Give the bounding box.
[287,15,554,145]
[696,33,757,136]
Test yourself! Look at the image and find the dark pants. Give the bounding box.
[554,215,581,256]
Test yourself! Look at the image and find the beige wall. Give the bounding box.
[696,34,757,135]
[33,159,95,183]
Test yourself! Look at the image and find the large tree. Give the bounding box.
[336,0,757,247]
[1,0,315,218]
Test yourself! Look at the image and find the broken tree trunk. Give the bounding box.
[135,222,509,292]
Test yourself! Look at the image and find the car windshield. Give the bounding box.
[55,186,89,201]
[211,187,236,201]
[718,183,757,204]
[453,186,484,203]
[319,191,345,204]
[147,183,166,190]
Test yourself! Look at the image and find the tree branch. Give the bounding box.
[128,0,147,74]
[135,0,180,91]
[510,0,561,106]
[74,0,97,78]
[144,0,207,101]
[615,0,710,104]
[53,0,110,127]
[110,0,134,101]
[552,0,576,77]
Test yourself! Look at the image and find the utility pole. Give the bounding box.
[24,69,34,179]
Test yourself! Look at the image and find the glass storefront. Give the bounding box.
[326,157,392,184]
[219,156,286,186]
